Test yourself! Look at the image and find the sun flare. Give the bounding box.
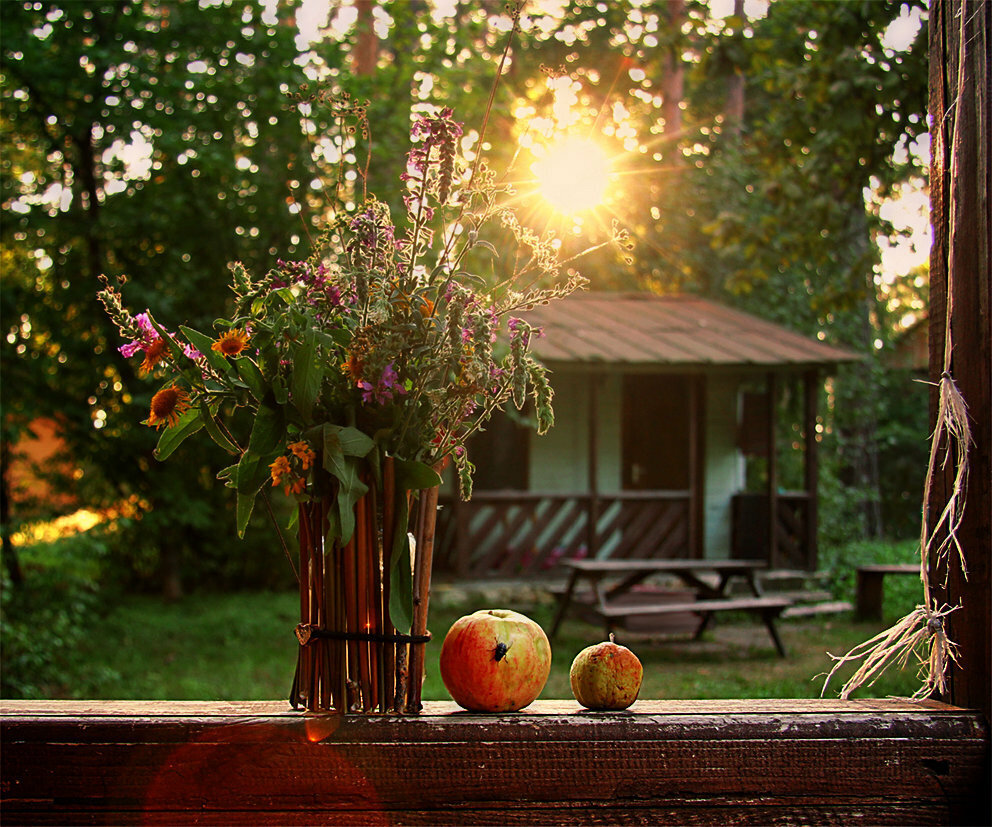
[533,137,610,215]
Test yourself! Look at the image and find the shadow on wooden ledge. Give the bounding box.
[2,698,988,825]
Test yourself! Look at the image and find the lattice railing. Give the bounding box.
[435,491,691,578]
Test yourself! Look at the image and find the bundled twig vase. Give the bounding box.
[290,457,439,714]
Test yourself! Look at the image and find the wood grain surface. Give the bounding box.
[2,699,987,825]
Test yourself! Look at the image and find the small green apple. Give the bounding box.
[569,634,643,710]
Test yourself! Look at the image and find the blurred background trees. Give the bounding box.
[2,0,930,601]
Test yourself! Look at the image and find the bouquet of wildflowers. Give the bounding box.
[98,105,609,543]
[98,20,629,711]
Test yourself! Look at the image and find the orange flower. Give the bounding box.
[283,475,306,496]
[211,329,249,357]
[419,298,435,318]
[139,337,170,376]
[269,455,291,486]
[146,385,190,429]
[288,441,315,470]
[341,351,364,384]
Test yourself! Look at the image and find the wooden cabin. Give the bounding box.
[436,292,860,578]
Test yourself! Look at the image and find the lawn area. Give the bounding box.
[32,582,921,703]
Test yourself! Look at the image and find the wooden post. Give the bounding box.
[586,373,601,558]
[803,369,819,571]
[688,374,705,558]
[928,19,991,827]
[766,372,779,568]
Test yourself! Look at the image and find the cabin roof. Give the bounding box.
[522,292,861,369]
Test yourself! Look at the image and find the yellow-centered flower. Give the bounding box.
[211,329,249,357]
[147,384,190,429]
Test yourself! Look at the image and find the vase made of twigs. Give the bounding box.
[289,456,440,714]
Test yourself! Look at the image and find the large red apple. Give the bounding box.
[439,609,552,712]
[569,635,643,710]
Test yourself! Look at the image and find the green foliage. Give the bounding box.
[6,582,920,701]
[470,0,931,545]
[819,537,922,620]
[874,367,930,539]
[3,0,933,595]
[1,0,327,587]
[691,1,929,543]
[0,530,113,697]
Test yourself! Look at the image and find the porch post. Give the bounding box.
[928,0,991,730]
[766,372,779,568]
[688,374,705,558]
[804,369,819,571]
[586,373,601,558]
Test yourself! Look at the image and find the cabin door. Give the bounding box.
[621,374,692,491]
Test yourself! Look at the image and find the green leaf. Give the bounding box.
[388,530,414,633]
[321,425,347,484]
[247,401,284,456]
[338,426,376,457]
[272,376,289,406]
[216,463,238,489]
[381,457,440,630]
[331,455,368,544]
[234,449,264,495]
[387,477,415,632]
[290,328,320,421]
[318,424,376,499]
[234,356,266,401]
[392,458,442,492]
[316,424,374,461]
[236,489,256,538]
[232,444,280,537]
[198,401,241,455]
[153,407,204,461]
[181,325,231,375]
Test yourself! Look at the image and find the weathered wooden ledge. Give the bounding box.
[2,698,988,825]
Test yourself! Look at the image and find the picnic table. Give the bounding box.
[549,558,792,656]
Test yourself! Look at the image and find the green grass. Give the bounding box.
[4,532,928,701]
[33,584,921,702]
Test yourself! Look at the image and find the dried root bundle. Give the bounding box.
[821,350,971,701]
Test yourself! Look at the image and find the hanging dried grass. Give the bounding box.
[821,290,971,702]
[820,603,961,700]
[922,373,972,585]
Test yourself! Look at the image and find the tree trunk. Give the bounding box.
[661,0,685,143]
[725,0,746,137]
[353,0,377,76]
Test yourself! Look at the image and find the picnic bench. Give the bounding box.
[855,563,921,621]
[550,558,793,656]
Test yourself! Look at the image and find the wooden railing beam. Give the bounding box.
[2,699,987,825]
